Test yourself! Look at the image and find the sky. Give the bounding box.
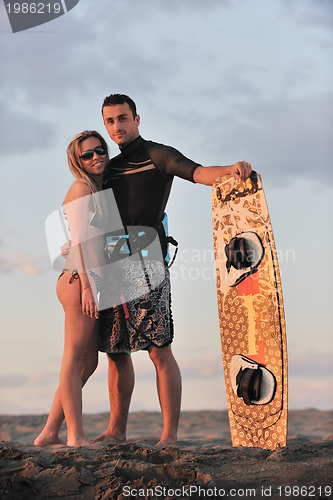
[0,0,332,417]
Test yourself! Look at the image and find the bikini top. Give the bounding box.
[62,204,108,236]
[87,210,108,229]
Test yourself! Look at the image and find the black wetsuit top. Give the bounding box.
[103,136,200,227]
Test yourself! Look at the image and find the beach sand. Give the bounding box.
[0,410,332,499]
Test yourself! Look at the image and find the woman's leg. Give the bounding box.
[34,325,98,447]
[34,274,99,447]
[34,387,66,447]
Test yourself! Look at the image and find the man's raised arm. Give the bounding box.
[193,161,252,186]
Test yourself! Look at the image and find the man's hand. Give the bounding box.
[230,161,252,181]
[61,240,72,259]
[193,162,253,186]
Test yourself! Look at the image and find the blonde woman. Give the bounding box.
[35,131,108,447]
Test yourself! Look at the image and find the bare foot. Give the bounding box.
[156,437,177,446]
[66,437,92,447]
[93,432,126,444]
[34,433,66,447]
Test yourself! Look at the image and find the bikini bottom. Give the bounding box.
[58,269,102,294]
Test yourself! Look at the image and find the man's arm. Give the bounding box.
[193,161,252,186]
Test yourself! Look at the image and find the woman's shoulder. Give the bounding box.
[64,180,92,204]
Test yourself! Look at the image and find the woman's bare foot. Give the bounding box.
[34,432,66,447]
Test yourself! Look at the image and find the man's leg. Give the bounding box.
[148,345,182,445]
[94,352,134,443]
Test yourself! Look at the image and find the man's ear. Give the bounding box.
[135,114,140,127]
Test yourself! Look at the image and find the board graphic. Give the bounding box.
[212,171,288,450]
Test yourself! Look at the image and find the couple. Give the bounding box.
[35,94,252,447]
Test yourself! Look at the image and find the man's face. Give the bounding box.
[103,103,140,148]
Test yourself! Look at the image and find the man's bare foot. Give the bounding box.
[34,432,66,447]
[156,437,177,446]
[93,432,126,444]
[66,437,92,447]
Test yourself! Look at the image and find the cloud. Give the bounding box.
[131,349,333,382]
[0,249,49,275]
[0,1,175,107]
[280,0,333,31]
[131,353,224,380]
[179,350,333,381]
[198,92,333,185]
[0,0,325,110]
[0,0,331,179]
[0,98,57,153]
[0,371,58,388]
[118,0,232,15]
[288,351,333,378]
[0,374,29,388]
[179,354,224,379]
[1,349,332,412]
[289,377,333,409]
[110,352,226,381]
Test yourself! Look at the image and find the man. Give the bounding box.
[95,94,252,446]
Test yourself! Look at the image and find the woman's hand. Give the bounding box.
[81,283,99,319]
[60,239,72,259]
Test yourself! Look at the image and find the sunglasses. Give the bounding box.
[80,146,107,161]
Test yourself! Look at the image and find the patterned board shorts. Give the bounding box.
[98,259,174,354]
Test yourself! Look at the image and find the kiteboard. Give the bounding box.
[212,171,287,450]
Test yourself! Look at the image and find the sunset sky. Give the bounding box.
[0,0,332,415]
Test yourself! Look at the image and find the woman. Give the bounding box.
[35,130,108,447]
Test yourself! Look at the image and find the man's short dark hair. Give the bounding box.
[102,94,137,119]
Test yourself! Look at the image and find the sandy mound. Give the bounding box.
[0,410,332,500]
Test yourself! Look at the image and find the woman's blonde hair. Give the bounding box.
[66,130,109,215]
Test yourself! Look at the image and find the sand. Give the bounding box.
[0,410,332,499]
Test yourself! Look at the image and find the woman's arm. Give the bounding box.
[64,181,99,319]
